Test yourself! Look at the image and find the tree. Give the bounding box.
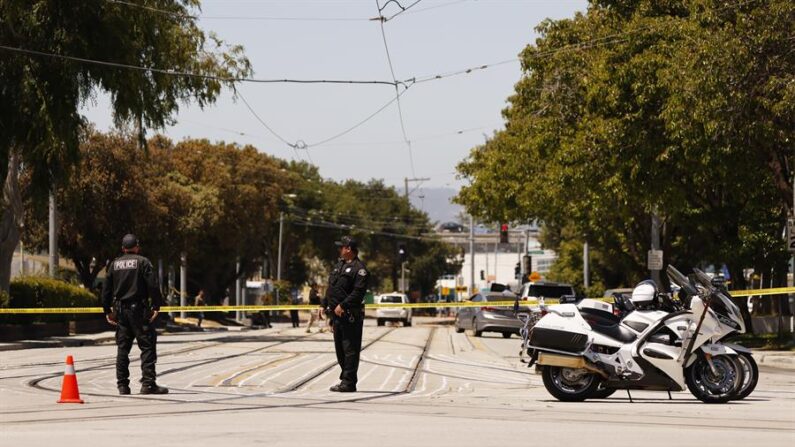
[279,167,462,296]
[165,138,287,301]
[456,0,794,292]
[0,0,250,291]
[22,130,160,289]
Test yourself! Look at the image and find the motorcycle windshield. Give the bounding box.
[666,265,699,297]
[692,268,744,332]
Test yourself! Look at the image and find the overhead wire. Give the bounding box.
[3,0,759,184]
[236,88,305,161]
[101,0,372,22]
[375,0,417,177]
[377,0,424,22]
[288,216,440,242]
[304,81,413,148]
[0,45,402,87]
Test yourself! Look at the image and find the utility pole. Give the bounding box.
[651,211,662,286]
[235,258,241,322]
[48,194,58,278]
[179,252,187,319]
[583,241,590,290]
[523,230,530,278]
[168,265,175,318]
[157,259,164,295]
[19,222,25,276]
[494,241,498,284]
[469,215,475,295]
[401,261,406,294]
[404,177,431,201]
[276,211,284,306]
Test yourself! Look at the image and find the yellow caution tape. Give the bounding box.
[0,287,792,314]
[725,287,795,297]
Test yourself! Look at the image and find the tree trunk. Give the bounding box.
[73,256,102,291]
[0,151,23,293]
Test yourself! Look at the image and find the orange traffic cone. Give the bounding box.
[57,355,84,404]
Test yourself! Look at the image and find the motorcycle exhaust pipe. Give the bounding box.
[537,352,608,379]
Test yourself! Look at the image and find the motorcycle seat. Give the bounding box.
[580,307,621,325]
[589,323,637,343]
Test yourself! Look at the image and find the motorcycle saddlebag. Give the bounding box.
[529,327,588,353]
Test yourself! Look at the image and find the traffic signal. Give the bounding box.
[514,262,520,279]
[521,255,532,283]
[480,270,485,280]
[499,223,509,244]
[398,244,407,263]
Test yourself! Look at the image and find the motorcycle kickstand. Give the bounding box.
[626,389,633,403]
[667,390,673,400]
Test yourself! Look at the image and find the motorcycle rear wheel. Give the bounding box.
[685,355,744,404]
[731,353,758,401]
[541,366,600,402]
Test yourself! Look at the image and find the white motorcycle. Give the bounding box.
[523,265,747,403]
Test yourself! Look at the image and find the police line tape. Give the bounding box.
[0,286,792,314]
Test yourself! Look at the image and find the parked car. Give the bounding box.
[454,291,528,338]
[376,293,412,326]
[519,281,576,303]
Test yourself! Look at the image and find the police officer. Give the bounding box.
[324,236,369,393]
[101,234,168,395]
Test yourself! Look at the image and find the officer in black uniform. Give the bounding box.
[101,234,168,395]
[324,236,369,392]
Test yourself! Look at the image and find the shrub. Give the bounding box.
[1,276,99,324]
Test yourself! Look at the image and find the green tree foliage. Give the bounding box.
[23,132,289,301]
[281,166,463,296]
[457,0,794,291]
[0,0,250,291]
[24,131,460,302]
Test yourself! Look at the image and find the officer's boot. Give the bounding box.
[140,383,169,395]
[118,385,131,395]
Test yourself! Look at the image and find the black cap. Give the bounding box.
[121,234,139,249]
[334,236,357,251]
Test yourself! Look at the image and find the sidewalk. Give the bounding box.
[0,331,116,352]
[0,321,250,352]
[755,350,795,371]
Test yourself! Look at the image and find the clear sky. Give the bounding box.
[82,0,588,191]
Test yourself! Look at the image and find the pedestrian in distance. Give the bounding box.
[324,236,369,393]
[306,284,325,333]
[290,292,301,328]
[258,293,272,328]
[194,289,206,329]
[102,234,168,395]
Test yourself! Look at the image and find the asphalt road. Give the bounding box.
[1,317,793,446]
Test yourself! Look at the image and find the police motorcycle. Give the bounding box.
[519,265,747,403]
[611,276,758,400]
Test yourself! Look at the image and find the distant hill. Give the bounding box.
[409,187,464,224]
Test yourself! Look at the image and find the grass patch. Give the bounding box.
[729,333,795,351]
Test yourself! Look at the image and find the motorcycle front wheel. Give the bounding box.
[541,366,600,402]
[685,355,744,404]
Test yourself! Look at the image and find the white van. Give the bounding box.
[375,293,412,327]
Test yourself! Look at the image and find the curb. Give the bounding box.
[755,351,795,371]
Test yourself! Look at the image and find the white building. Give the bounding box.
[434,226,558,299]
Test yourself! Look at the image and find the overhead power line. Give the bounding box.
[305,82,414,148]
[373,0,424,22]
[102,0,373,21]
[0,45,402,87]
[235,81,414,153]
[375,0,417,177]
